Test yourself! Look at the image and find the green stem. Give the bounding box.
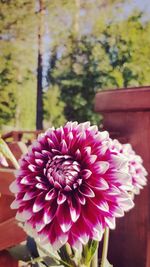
[91,247,98,267]
[100,228,109,267]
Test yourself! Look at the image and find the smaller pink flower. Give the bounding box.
[110,139,147,195]
[0,152,8,167]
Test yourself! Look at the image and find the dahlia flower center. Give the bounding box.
[46,155,81,187]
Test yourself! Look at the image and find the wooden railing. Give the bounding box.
[2,130,43,145]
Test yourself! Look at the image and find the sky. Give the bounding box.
[124,0,150,20]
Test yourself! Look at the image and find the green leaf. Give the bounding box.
[81,240,98,266]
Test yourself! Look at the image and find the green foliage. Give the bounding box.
[0,0,37,130]
[47,36,104,124]
[46,11,150,125]
[43,85,66,128]
[0,71,16,126]
[94,12,150,88]
[0,0,150,130]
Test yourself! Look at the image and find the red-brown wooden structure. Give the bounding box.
[0,142,28,266]
[95,86,150,267]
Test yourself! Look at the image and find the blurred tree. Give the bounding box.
[94,11,150,88]
[43,85,66,128]
[46,11,150,123]
[0,0,150,131]
[45,0,123,124]
[47,36,105,124]
[0,0,37,130]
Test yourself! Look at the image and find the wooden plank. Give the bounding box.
[8,142,28,161]
[95,88,150,267]
[0,218,26,250]
[95,87,150,112]
[0,250,18,267]
[0,195,15,223]
[6,142,28,168]
[2,130,43,142]
[0,168,15,195]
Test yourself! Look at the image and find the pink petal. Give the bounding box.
[119,197,134,211]
[9,180,20,193]
[77,131,86,143]
[95,131,109,142]
[81,169,92,179]
[94,161,109,174]
[34,151,44,159]
[10,199,21,209]
[68,233,83,251]
[57,202,72,233]
[75,149,81,160]
[43,201,58,224]
[90,178,109,190]
[87,155,97,164]
[47,138,55,148]
[54,181,62,189]
[16,207,32,222]
[105,216,116,229]
[111,205,124,217]
[84,146,92,155]
[88,125,98,134]
[60,139,68,154]
[45,188,57,200]
[76,192,86,205]
[79,184,95,198]
[36,183,47,190]
[35,159,44,166]
[64,185,72,191]
[20,175,35,185]
[71,217,89,245]
[108,171,131,184]
[42,149,52,157]
[33,193,45,213]
[35,176,43,183]
[67,132,73,143]
[28,164,38,172]
[23,190,37,201]
[91,226,104,241]
[68,196,81,222]
[94,199,109,212]
[76,121,90,131]
[57,192,67,205]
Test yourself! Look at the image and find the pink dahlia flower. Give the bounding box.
[10,122,133,249]
[0,152,8,167]
[110,139,147,195]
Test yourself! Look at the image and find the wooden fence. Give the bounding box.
[95,86,150,267]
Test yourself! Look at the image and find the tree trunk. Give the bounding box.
[73,0,80,39]
[36,0,45,130]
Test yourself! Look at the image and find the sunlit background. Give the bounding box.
[0,0,150,132]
